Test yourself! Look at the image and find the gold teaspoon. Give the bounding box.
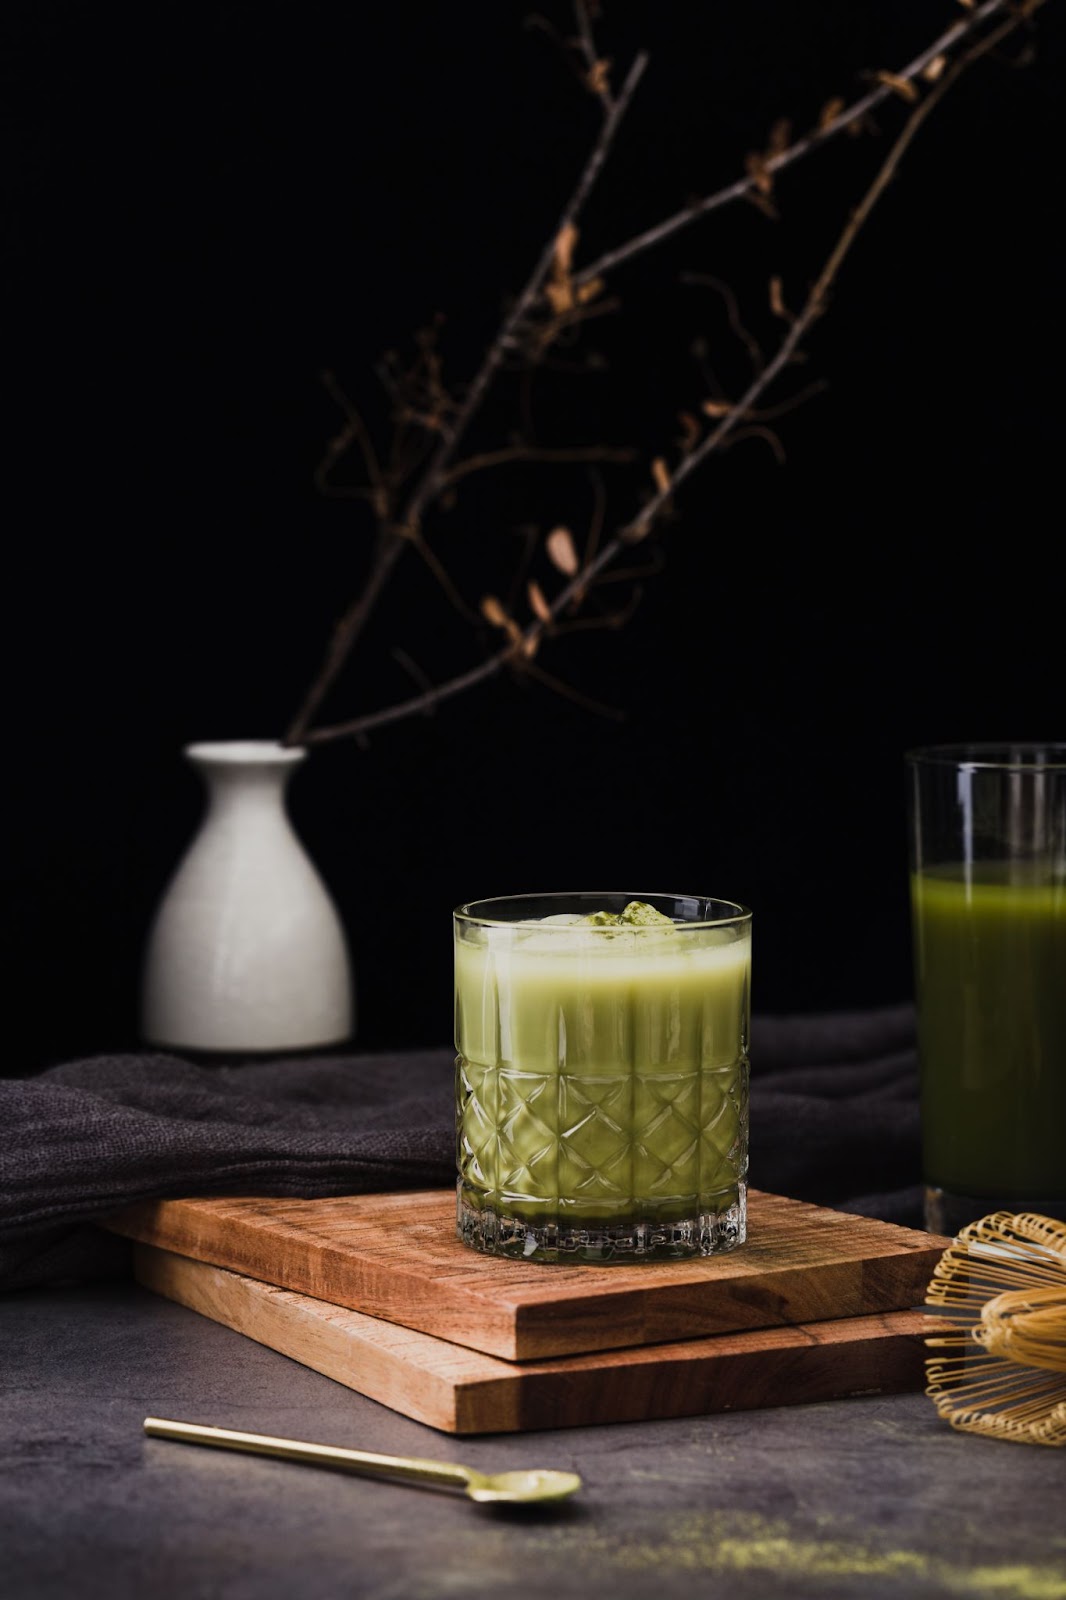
[143,1417,582,1506]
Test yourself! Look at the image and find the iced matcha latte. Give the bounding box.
[454,893,752,1262]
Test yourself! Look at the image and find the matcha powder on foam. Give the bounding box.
[565,901,678,929]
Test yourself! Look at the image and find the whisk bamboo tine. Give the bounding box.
[923,1210,1066,1448]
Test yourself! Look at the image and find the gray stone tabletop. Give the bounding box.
[2,1282,1063,1600]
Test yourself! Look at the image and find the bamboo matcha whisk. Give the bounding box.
[925,1211,1066,1448]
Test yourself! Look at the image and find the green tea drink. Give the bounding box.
[454,896,751,1262]
[911,864,1066,1200]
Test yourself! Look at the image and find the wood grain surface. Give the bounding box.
[134,1244,951,1435]
[106,1188,950,1361]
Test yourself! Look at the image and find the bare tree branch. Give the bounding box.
[300,6,1033,748]
[283,48,649,745]
[572,0,1020,291]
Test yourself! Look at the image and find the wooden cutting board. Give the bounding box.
[134,1244,950,1435]
[107,1188,950,1362]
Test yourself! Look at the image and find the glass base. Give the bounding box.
[924,1185,1066,1237]
[457,1184,746,1264]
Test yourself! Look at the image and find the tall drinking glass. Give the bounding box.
[906,744,1066,1235]
[454,892,751,1263]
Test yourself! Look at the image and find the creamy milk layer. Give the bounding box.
[456,928,750,1071]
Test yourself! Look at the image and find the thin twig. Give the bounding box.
[749,381,830,422]
[573,0,614,110]
[722,423,788,467]
[409,533,482,624]
[583,466,608,572]
[301,10,1028,748]
[681,273,764,374]
[440,444,636,488]
[290,533,408,736]
[550,585,644,634]
[521,293,624,363]
[314,370,390,518]
[391,647,436,706]
[573,0,1017,290]
[284,49,649,746]
[590,551,667,587]
[521,658,625,720]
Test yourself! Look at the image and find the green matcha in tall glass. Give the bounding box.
[911,864,1066,1201]
[906,743,1066,1235]
[454,893,751,1263]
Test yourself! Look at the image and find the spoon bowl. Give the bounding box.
[464,1468,583,1504]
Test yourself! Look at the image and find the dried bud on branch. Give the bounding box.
[527,581,553,623]
[769,276,791,321]
[545,221,580,315]
[480,594,530,654]
[875,70,922,102]
[744,151,774,199]
[586,57,612,99]
[677,411,701,451]
[546,526,580,576]
[818,97,846,130]
[480,595,510,630]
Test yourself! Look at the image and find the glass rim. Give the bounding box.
[453,891,752,931]
[905,742,1066,773]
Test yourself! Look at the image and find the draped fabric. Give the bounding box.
[0,1003,923,1290]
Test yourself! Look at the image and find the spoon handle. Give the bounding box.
[143,1417,471,1493]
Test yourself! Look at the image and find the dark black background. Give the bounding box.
[3,1,1063,1073]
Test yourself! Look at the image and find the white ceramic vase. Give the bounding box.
[141,740,354,1053]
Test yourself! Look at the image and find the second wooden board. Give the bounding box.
[134,1244,950,1435]
[107,1188,950,1362]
